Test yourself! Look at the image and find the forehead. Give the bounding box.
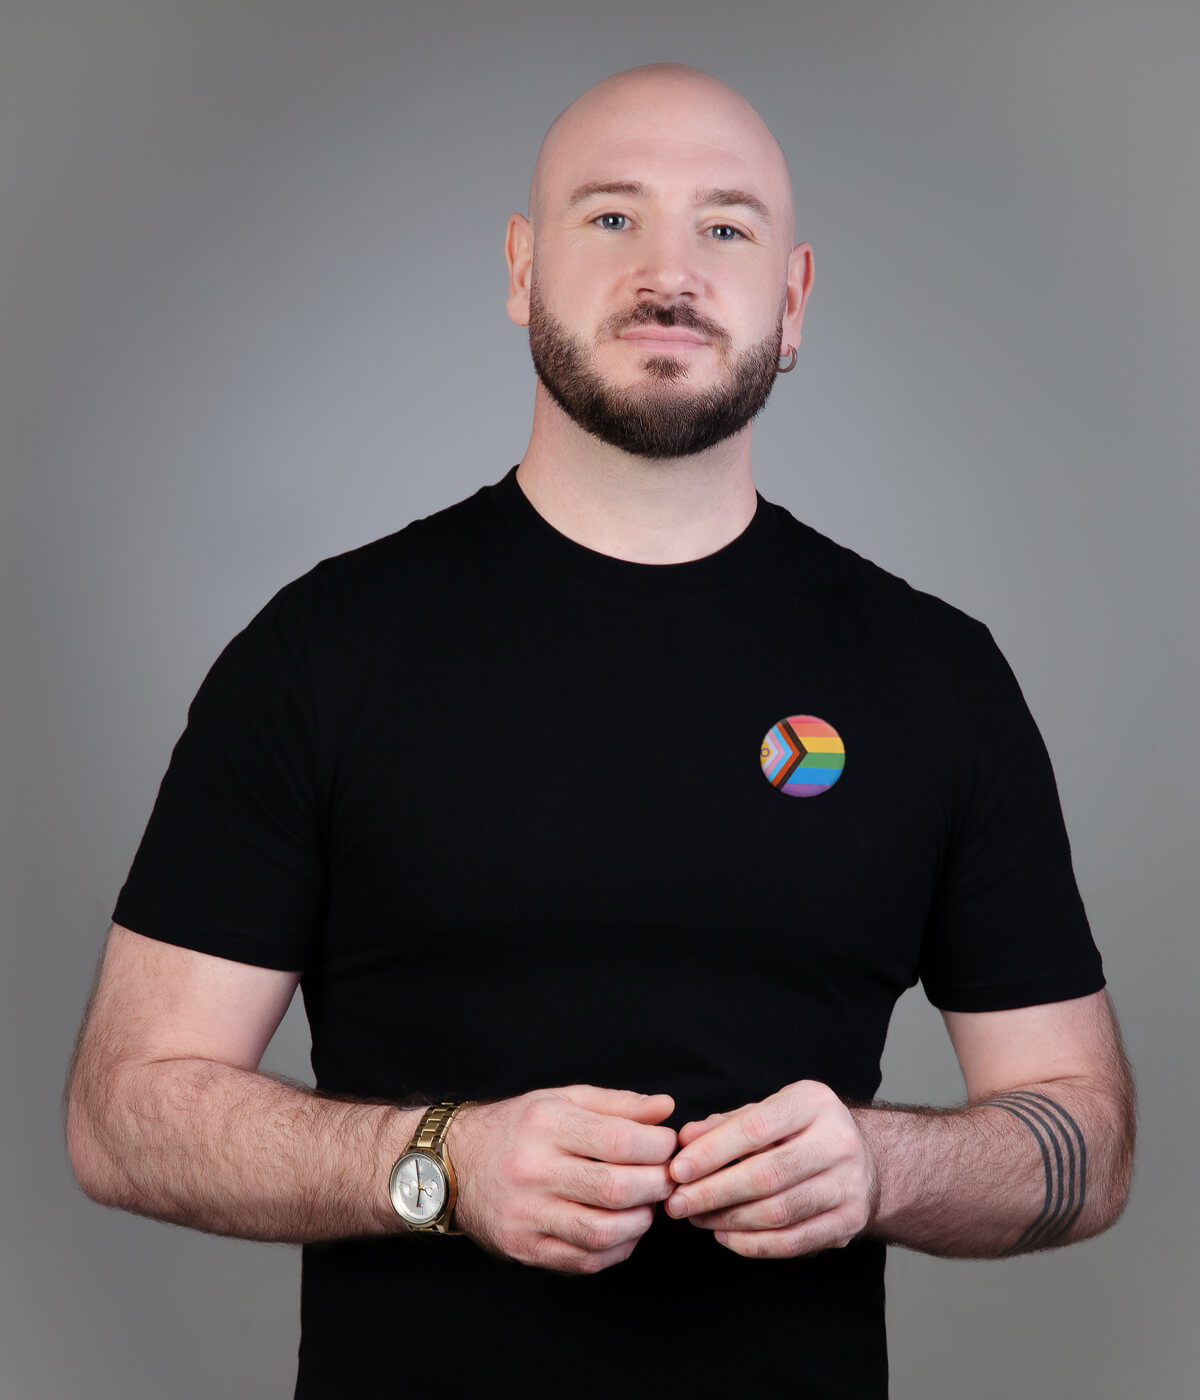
[535,77,790,224]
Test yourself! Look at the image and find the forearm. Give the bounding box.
[68,1057,421,1243]
[852,1078,1135,1258]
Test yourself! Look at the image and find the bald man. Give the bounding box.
[67,65,1133,1398]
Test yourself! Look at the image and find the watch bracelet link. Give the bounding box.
[410,1101,464,1156]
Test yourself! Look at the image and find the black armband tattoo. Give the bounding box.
[989,1090,1087,1251]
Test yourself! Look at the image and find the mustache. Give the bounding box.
[600,302,732,347]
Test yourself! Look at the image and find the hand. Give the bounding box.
[449,1085,677,1274]
[664,1080,878,1258]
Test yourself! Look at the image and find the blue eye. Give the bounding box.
[596,214,629,231]
[709,224,742,241]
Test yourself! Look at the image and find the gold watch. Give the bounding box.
[387,1102,466,1234]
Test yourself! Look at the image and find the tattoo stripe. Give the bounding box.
[988,1091,1087,1251]
[1004,1091,1088,1244]
[1002,1098,1073,1250]
[990,1098,1062,1248]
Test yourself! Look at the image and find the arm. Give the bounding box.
[664,990,1135,1260]
[64,923,415,1241]
[65,924,676,1264]
[856,989,1136,1257]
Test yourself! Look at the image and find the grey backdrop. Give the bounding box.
[3,1,1196,1395]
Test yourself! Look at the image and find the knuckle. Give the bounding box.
[579,1216,617,1253]
[524,1097,556,1135]
[743,1109,773,1146]
[752,1158,784,1197]
[765,1195,792,1228]
[507,1147,541,1187]
[601,1123,632,1161]
[689,1185,715,1215]
[591,1164,624,1208]
[833,1124,861,1159]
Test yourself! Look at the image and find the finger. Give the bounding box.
[666,1138,826,1218]
[714,1205,864,1259]
[670,1086,823,1183]
[542,1202,655,1255]
[676,1111,731,1148]
[556,1105,678,1166]
[559,1158,674,1211]
[558,1085,675,1123]
[686,1170,845,1233]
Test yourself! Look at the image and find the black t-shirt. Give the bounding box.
[114,468,1104,1398]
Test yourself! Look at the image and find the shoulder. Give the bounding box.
[765,499,1000,671]
[284,480,497,613]
[238,479,502,654]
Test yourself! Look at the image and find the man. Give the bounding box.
[66,63,1134,1397]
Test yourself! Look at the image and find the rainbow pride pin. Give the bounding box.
[760,715,845,797]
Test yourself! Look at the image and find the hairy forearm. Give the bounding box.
[852,1078,1135,1258]
[68,1058,421,1243]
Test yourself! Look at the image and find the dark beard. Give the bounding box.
[527,274,785,460]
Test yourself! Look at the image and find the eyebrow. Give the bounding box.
[564,180,772,226]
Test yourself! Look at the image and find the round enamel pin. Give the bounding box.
[760,715,845,797]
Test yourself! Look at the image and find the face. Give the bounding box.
[508,66,812,461]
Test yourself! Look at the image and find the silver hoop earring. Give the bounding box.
[776,345,798,373]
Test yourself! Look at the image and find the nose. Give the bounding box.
[632,220,703,303]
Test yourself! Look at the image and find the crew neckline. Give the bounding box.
[486,465,781,598]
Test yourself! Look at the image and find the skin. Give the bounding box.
[65,66,1135,1285]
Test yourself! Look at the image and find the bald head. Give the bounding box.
[528,64,795,252]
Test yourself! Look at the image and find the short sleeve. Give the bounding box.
[918,623,1105,1012]
[112,582,325,971]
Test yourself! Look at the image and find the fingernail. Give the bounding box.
[667,1193,689,1218]
[673,1159,694,1183]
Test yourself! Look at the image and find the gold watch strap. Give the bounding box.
[408,1101,464,1156]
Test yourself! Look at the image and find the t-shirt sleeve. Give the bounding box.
[112,582,325,972]
[918,622,1105,1012]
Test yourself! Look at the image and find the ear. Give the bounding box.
[781,242,814,352]
[505,213,533,327]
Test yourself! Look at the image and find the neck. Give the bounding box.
[516,384,758,564]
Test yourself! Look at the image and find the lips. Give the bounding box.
[617,327,709,347]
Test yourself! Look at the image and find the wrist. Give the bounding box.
[849,1103,921,1239]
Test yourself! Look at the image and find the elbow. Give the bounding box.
[64,1076,126,1209]
[1109,1102,1137,1227]
[65,1093,108,1205]
[1090,1083,1138,1238]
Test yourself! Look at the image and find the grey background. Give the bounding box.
[3,0,1196,1395]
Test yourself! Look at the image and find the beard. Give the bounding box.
[527,271,785,460]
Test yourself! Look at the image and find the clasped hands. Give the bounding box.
[450,1081,878,1274]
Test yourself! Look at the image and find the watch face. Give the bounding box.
[389,1151,448,1226]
